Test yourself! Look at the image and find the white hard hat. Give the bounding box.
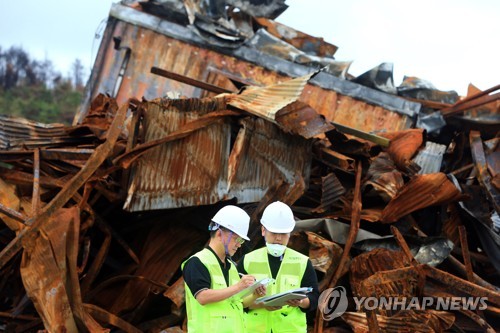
[211,205,250,240]
[260,201,295,233]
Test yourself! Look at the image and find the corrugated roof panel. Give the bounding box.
[124,99,231,211]
[0,115,78,150]
[414,141,447,175]
[227,72,315,121]
[333,95,413,132]
[227,117,311,202]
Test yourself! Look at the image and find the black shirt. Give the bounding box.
[183,246,234,298]
[237,250,320,313]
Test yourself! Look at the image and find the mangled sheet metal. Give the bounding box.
[123,98,233,211]
[379,128,424,175]
[0,114,80,150]
[20,207,108,332]
[227,117,311,202]
[363,152,404,202]
[380,173,465,223]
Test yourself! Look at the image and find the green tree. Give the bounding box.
[0,46,85,125]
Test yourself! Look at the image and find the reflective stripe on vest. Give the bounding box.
[244,247,308,333]
[182,248,244,333]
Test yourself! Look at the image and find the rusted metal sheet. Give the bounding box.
[349,249,412,304]
[312,173,345,213]
[254,17,338,58]
[364,152,404,201]
[226,71,315,122]
[276,101,334,139]
[0,177,24,232]
[326,94,413,133]
[470,131,500,213]
[227,117,311,202]
[380,129,424,174]
[124,98,232,211]
[0,100,128,271]
[381,173,464,223]
[0,115,72,150]
[20,207,107,332]
[314,146,355,173]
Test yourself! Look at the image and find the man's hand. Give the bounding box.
[253,285,266,297]
[265,305,282,311]
[286,297,309,309]
[237,274,255,291]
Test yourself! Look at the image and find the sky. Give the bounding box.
[1,0,499,96]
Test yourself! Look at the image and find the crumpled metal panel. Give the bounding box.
[352,62,397,95]
[381,173,465,223]
[227,71,315,121]
[254,17,337,58]
[312,172,345,213]
[380,128,424,174]
[0,115,69,150]
[20,207,107,332]
[227,117,311,202]
[363,152,404,202]
[349,249,411,301]
[124,99,231,211]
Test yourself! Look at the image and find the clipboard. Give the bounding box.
[255,287,312,307]
[231,277,274,300]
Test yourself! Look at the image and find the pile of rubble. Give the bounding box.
[1,0,499,332]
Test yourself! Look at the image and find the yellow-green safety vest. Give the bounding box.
[244,247,308,333]
[182,248,244,333]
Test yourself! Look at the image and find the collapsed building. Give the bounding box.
[0,0,499,332]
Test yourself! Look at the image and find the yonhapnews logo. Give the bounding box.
[318,286,488,321]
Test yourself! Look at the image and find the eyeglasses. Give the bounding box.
[221,230,245,245]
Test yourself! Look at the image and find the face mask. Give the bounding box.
[266,243,286,257]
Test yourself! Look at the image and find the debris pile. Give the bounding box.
[1,0,499,332]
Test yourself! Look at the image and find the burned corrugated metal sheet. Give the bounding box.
[381,173,465,223]
[312,173,345,213]
[226,71,315,121]
[349,249,412,302]
[380,129,424,175]
[227,117,311,202]
[124,98,232,211]
[253,17,338,58]
[363,152,404,201]
[0,115,77,150]
[20,207,108,332]
[352,62,397,95]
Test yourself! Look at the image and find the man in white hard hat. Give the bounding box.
[237,201,319,333]
[182,205,265,333]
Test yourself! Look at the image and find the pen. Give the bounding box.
[239,273,256,282]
